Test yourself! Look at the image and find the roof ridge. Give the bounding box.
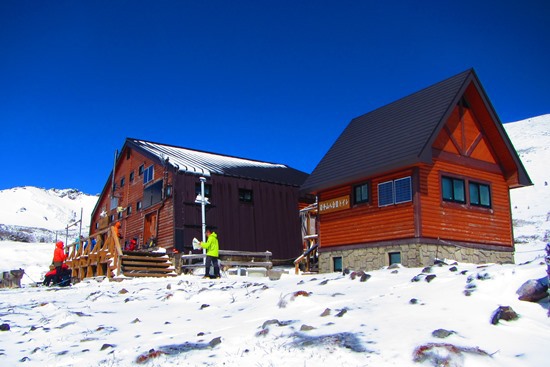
[126,137,288,167]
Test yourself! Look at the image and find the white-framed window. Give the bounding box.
[378,176,412,207]
[143,165,154,184]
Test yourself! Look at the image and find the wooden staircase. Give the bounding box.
[120,251,176,277]
[66,226,177,281]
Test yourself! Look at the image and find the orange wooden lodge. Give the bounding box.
[300,69,532,273]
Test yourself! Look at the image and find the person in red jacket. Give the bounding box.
[52,241,67,285]
[43,264,69,286]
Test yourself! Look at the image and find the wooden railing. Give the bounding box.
[294,236,319,274]
[178,250,273,273]
[65,226,123,281]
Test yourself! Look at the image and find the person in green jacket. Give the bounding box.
[201,229,220,279]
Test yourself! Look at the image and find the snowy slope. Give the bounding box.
[504,114,550,259]
[0,187,98,242]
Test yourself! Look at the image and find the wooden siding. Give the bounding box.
[317,101,515,250]
[90,148,175,249]
[318,170,416,248]
[173,172,303,261]
[419,161,513,246]
[421,102,513,247]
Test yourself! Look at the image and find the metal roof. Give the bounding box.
[301,69,530,194]
[126,138,308,186]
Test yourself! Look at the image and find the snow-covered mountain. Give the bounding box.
[0,187,98,243]
[505,114,550,249]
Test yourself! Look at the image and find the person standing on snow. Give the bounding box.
[200,229,220,279]
[52,241,67,285]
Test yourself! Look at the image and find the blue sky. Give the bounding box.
[1,0,548,195]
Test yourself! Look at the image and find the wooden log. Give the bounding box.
[122,261,172,268]
[123,266,174,272]
[122,255,170,262]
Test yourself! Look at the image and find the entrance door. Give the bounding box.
[144,211,158,247]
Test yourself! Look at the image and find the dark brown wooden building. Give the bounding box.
[301,69,532,272]
[90,139,309,261]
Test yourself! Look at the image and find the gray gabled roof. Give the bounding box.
[301,69,530,194]
[126,138,308,186]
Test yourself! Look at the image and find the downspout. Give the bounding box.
[112,150,118,196]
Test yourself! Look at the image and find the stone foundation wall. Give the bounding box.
[318,243,514,273]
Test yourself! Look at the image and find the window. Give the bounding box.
[143,165,154,184]
[120,177,125,188]
[126,205,132,216]
[117,211,123,219]
[129,171,134,182]
[195,183,212,198]
[138,164,144,176]
[110,196,118,211]
[441,175,492,209]
[394,177,412,204]
[469,181,491,208]
[239,189,253,203]
[333,257,343,272]
[378,176,412,207]
[354,183,369,204]
[143,180,163,208]
[109,214,114,223]
[389,252,401,265]
[137,201,142,211]
[378,181,394,206]
[442,176,466,203]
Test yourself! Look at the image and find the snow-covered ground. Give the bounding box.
[0,115,549,367]
[0,241,548,367]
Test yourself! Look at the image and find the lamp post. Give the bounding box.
[195,177,209,265]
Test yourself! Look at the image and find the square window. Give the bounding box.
[137,201,142,210]
[239,189,253,203]
[129,171,134,182]
[143,180,163,208]
[378,176,412,207]
[389,252,401,265]
[120,177,125,188]
[138,164,144,176]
